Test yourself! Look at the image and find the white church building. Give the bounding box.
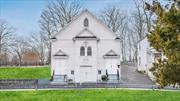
[50,10,122,84]
[137,36,164,81]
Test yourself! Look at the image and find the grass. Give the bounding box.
[0,89,179,101]
[0,67,51,79]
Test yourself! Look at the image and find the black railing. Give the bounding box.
[117,69,119,80]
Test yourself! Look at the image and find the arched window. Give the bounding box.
[87,47,92,56]
[80,46,85,56]
[84,18,89,27]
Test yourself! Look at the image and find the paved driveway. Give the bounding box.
[121,65,155,85]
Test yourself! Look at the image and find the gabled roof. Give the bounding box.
[54,50,68,57]
[52,9,120,39]
[103,50,120,58]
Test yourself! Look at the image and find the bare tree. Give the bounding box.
[130,6,146,62]
[99,6,128,61]
[39,0,82,64]
[22,50,40,66]
[125,25,138,62]
[99,6,127,33]
[11,36,28,66]
[0,52,10,66]
[0,19,14,53]
[132,1,146,40]
[28,32,47,65]
[129,0,153,62]
[133,0,153,40]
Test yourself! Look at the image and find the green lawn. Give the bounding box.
[0,89,179,101]
[0,67,51,79]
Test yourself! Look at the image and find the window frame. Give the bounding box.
[80,46,85,56]
[84,18,89,27]
[98,70,101,75]
[87,46,92,56]
[71,70,74,75]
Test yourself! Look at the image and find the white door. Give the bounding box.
[55,59,66,75]
[105,59,117,74]
[80,67,96,82]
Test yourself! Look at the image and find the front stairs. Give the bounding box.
[50,75,68,85]
[108,74,120,83]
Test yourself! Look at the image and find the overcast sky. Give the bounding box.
[0,0,136,36]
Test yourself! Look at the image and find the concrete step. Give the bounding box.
[53,75,65,80]
[108,74,120,83]
[50,75,67,85]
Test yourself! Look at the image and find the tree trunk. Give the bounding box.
[48,42,51,65]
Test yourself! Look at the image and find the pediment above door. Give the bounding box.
[54,50,69,59]
[103,50,120,59]
[72,28,100,41]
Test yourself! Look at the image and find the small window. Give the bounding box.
[84,18,89,27]
[98,70,101,75]
[71,70,74,75]
[87,47,92,56]
[80,46,85,56]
